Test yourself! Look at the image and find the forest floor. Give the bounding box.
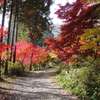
[0,67,78,100]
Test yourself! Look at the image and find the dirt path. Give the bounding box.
[2,67,78,100]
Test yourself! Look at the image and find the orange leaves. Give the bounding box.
[24,24,29,27]
[43,38,55,44]
[0,43,7,57]
[0,45,12,59]
[33,47,50,65]
[1,51,11,61]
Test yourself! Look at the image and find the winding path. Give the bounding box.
[3,67,78,100]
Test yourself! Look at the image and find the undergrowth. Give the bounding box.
[56,58,100,100]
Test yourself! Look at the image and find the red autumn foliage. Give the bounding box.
[14,40,39,65]
[32,46,50,65]
[0,26,11,57]
[44,0,100,63]
[14,40,50,66]
[0,26,8,39]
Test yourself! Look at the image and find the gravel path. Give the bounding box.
[2,67,78,100]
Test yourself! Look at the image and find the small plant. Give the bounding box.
[56,62,68,75]
[8,61,24,76]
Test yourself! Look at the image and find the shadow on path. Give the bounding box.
[0,67,78,100]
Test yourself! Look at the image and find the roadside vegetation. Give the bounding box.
[56,57,100,100]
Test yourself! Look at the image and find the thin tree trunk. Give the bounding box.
[11,10,17,63]
[7,0,14,45]
[15,3,19,43]
[4,0,14,75]
[0,0,6,76]
[12,0,19,63]
[0,0,6,42]
[29,53,33,71]
[13,45,16,63]
[11,14,17,46]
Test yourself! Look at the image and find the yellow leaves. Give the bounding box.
[79,27,100,52]
[93,36,100,42]
[80,27,100,40]
[1,51,11,61]
[80,40,98,50]
[49,52,57,58]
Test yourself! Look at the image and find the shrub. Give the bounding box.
[56,62,67,75]
[56,58,100,100]
[8,62,24,76]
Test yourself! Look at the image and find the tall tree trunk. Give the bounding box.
[0,0,7,77]
[11,8,17,63]
[7,0,14,45]
[12,0,19,63]
[0,0,6,42]
[4,0,13,75]
[13,45,16,63]
[15,1,19,43]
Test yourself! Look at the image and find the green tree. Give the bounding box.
[34,31,54,46]
[18,0,53,42]
[17,23,30,42]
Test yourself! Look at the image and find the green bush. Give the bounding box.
[56,62,68,75]
[8,62,24,76]
[56,58,100,100]
[33,61,57,71]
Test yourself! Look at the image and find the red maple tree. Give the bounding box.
[44,0,100,63]
[14,40,38,65]
[14,40,50,67]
